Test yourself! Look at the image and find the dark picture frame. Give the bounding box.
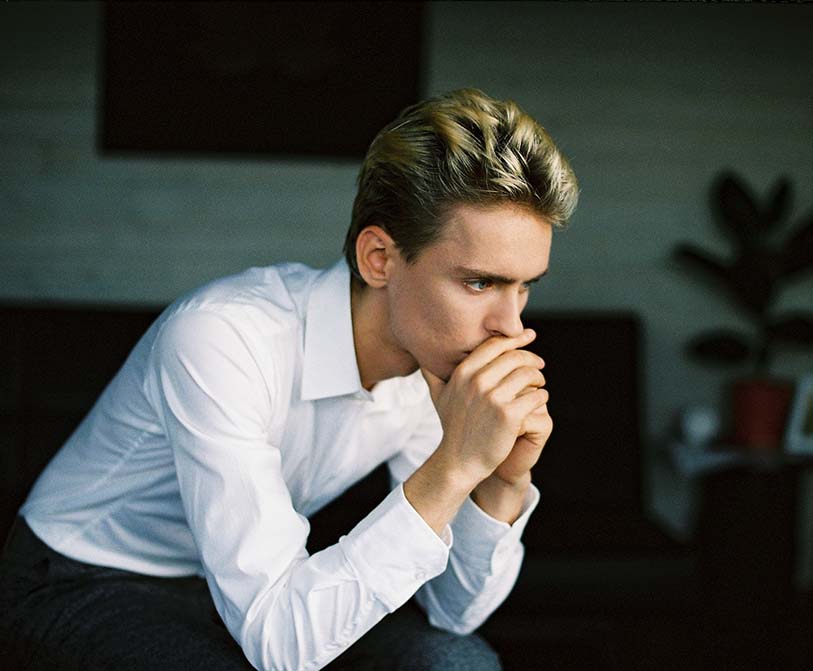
[100,1,425,159]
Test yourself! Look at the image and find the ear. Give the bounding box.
[355,225,397,289]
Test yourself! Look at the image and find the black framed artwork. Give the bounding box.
[100,1,425,159]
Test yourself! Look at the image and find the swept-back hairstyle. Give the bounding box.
[343,88,579,284]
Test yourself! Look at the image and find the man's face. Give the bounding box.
[385,202,553,381]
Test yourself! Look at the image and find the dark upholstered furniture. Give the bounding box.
[0,302,712,670]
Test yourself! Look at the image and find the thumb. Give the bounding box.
[420,366,445,405]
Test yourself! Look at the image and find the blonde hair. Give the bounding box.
[343,88,579,283]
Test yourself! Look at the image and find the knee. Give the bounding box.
[410,631,502,671]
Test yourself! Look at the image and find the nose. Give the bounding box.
[485,292,524,339]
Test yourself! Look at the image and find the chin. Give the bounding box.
[432,370,453,384]
[433,358,460,383]
[412,344,464,383]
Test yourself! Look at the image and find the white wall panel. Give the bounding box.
[2,2,812,553]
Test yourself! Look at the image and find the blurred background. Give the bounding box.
[2,2,812,669]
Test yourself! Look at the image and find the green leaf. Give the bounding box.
[763,177,792,230]
[781,213,813,278]
[727,252,778,317]
[673,244,775,318]
[686,330,751,366]
[713,172,761,248]
[672,244,730,286]
[767,314,813,347]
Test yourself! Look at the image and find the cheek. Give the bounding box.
[419,289,478,345]
[392,283,464,347]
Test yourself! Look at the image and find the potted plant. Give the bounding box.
[672,171,813,450]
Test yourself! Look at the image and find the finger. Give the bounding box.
[455,329,536,379]
[522,390,549,417]
[521,405,551,431]
[507,388,549,421]
[516,374,547,397]
[420,366,445,405]
[476,352,545,393]
[519,411,553,436]
[491,366,545,403]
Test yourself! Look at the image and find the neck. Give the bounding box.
[350,280,419,391]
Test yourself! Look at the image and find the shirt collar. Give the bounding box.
[301,259,364,401]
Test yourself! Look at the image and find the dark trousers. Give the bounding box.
[0,517,501,671]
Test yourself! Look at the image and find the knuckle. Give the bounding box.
[483,335,507,353]
[447,369,463,389]
[453,359,473,380]
[485,388,504,407]
[501,350,524,368]
[510,349,527,363]
[520,350,544,365]
[522,350,541,364]
[519,352,544,372]
[495,402,514,423]
[471,372,490,396]
[520,368,543,389]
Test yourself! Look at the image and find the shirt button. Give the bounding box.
[415,570,426,581]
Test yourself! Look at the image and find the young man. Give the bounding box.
[0,89,578,670]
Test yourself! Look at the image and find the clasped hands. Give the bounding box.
[421,329,551,523]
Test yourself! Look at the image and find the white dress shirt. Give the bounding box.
[21,259,539,671]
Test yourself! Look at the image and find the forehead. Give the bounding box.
[424,203,552,278]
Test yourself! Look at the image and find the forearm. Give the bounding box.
[215,485,449,671]
[416,541,524,634]
[403,439,534,533]
[416,483,539,634]
[403,444,479,535]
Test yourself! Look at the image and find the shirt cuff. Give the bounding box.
[450,483,540,572]
[338,483,450,612]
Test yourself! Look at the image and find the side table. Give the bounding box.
[662,444,813,670]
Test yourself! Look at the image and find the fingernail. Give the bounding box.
[523,328,535,338]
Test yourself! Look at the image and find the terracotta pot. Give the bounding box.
[731,378,794,450]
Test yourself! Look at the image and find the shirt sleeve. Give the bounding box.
[145,309,450,671]
[387,398,540,635]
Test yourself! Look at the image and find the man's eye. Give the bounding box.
[465,279,492,292]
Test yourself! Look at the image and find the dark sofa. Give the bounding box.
[0,301,747,670]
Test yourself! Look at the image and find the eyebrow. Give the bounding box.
[452,265,548,285]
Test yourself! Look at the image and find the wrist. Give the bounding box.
[404,444,479,536]
[433,437,494,491]
[471,471,531,525]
